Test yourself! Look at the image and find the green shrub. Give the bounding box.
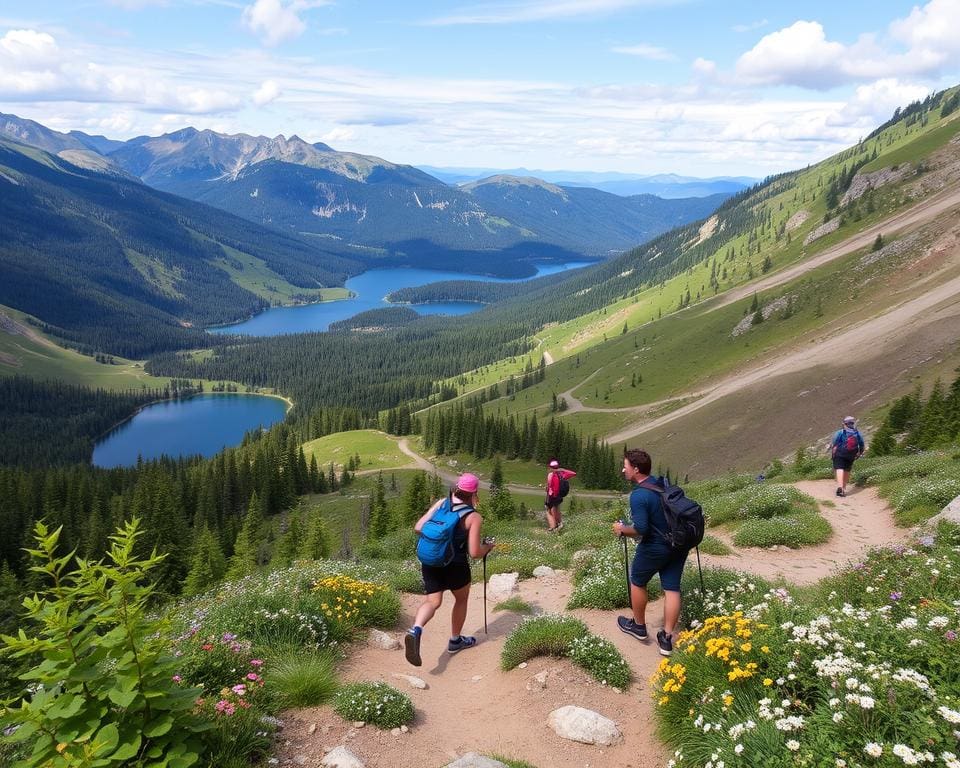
[567,541,662,610]
[679,567,773,629]
[501,614,587,670]
[197,701,275,768]
[0,520,207,768]
[567,634,631,689]
[173,632,261,693]
[493,597,533,614]
[266,651,338,708]
[359,528,417,561]
[377,560,424,593]
[698,534,732,556]
[853,452,952,485]
[703,484,818,525]
[732,510,832,548]
[332,682,414,729]
[891,473,960,516]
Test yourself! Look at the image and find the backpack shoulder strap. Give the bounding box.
[451,502,474,520]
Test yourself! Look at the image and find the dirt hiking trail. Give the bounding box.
[276,480,905,768]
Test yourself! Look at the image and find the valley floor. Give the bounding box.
[274,477,905,768]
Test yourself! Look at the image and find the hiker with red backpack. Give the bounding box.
[832,416,865,497]
[545,459,576,531]
[613,448,704,657]
[405,473,495,667]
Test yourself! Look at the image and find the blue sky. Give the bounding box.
[1,1,959,176]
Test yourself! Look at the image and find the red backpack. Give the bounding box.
[835,429,861,459]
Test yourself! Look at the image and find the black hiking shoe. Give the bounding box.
[404,629,422,667]
[836,487,845,497]
[657,629,674,657]
[617,616,648,641]
[447,635,477,654]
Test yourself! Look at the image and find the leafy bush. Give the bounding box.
[567,541,662,610]
[703,484,818,525]
[196,701,275,768]
[567,634,631,689]
[698,535,732,556]
[679,567,773,630]
[732,510,832,548]
[0,520,207,768]
[266,651,338,708]
[890,472,960,516]
[501,614,587,670]
[313,574,401,632]
[359,528,417,561]
[332,681,414,729]
[174,632,261,693]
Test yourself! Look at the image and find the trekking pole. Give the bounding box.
[620,524,631,612]
[695,545,706,614]
[483,552,488,635]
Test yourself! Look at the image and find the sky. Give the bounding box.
[1,1,959,177]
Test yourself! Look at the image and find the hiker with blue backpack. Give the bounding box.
[545,458,576,531]
[405,472,495,667]
[613,448,704,657]
[832,415,865,497]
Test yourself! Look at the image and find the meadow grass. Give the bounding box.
[494,596,534,614]
[302,429,413,472]
[265,650,339,708]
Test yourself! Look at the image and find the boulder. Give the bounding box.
[930,495,960,525]
[444,754,510,768]
[321,746,365,768]
[486,572,519,602]
[368,629,401,651]
[547,705,623,746]
[532,565,555,578]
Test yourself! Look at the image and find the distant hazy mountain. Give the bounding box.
[419,165,755,199]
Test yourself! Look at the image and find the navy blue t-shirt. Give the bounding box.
[629,476,668,547]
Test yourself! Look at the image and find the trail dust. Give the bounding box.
[275,480,904,767]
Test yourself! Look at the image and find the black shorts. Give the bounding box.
[422,560,471,594]
[832,455,855,471]
[545,495,563,508]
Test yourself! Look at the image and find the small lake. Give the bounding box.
[92,393,288,468]
[209,261,591,336]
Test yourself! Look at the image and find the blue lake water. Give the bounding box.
[209,261,592,337]
[92,393,289,468]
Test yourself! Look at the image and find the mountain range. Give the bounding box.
[0,113,730,259]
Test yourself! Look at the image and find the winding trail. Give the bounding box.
[276,479,907,768]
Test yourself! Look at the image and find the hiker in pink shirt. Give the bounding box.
[545,459,576,531]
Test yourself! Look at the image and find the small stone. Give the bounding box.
[548,705,622,746]
[321,746,365,768]
[533,565,555,578]
[293,757,308,766]
[308,723,317,735]
[368,629,401,650]
[400,725,409,733]
[487,572,519,602]
[267,760,279,766]
[393,673,428,689]
[471,675,483,682]
[391,727,401,736]
[518,662,528,669]
[353,721,365,728]
[444,754,510,768]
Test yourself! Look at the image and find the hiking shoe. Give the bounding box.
[447,635,477,654]
[836,487,845,497]
[617,616,648,641]
[556,521,565,531]
[657,629,674,657]
[404,629,422,667]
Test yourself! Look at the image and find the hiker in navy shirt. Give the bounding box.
[613,448,690,656]
[831,415,865,497]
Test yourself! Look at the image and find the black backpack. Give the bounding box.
[640,479,705,551]
[557,474,570,499]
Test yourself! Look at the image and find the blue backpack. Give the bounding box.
[415,496,474,567]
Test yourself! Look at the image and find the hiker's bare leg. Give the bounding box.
[546,506,557,530]
[554,507,563,527]
[663,589,681,637]
[450,583,471,636]
[835,468,844,488]
[631,584,648,625]
[841,469,851,491]
[414,592,443,628]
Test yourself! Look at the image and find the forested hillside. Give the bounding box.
[0,139,361,357]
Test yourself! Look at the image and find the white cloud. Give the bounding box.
[827,78,930,128]
[691,57,717,80]
[735,21,847,89]
[612,43,674,61]
[420,0,669,26]
[889,0,960,64]
[252,79,280,105]
[732,18,767,33]
[241,0,331,47]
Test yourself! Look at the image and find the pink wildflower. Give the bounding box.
[172,675,182,683]
[247,673,260,681]
[250,659,264,667]
[947,630,958,641]
[231,684,247,696]
[215,700,235,716]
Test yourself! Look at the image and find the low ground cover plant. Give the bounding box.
[501,614,632,687]
[732,509,832,548]
[332,681,414,729]
[568,540,663,609]
[652,522,960,767]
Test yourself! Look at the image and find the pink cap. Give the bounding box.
[548,459,559,468]
[456,473,479,493]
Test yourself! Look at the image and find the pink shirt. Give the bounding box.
[547,469,577,496]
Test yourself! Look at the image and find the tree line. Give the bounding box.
[869,372,960,455]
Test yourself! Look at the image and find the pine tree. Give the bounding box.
[226,491,264,581]
[370,473,390,539]
[300,507,330,560]
[183,526,227,597]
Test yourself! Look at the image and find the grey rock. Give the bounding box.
[321,746,365,768]
[533,565,556,578]
[368,629,401,650]
[392,673,428,689]
[444,754,510,768]
[930,495,960,525]
[487,572,519,602]
[547,706,623,746]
